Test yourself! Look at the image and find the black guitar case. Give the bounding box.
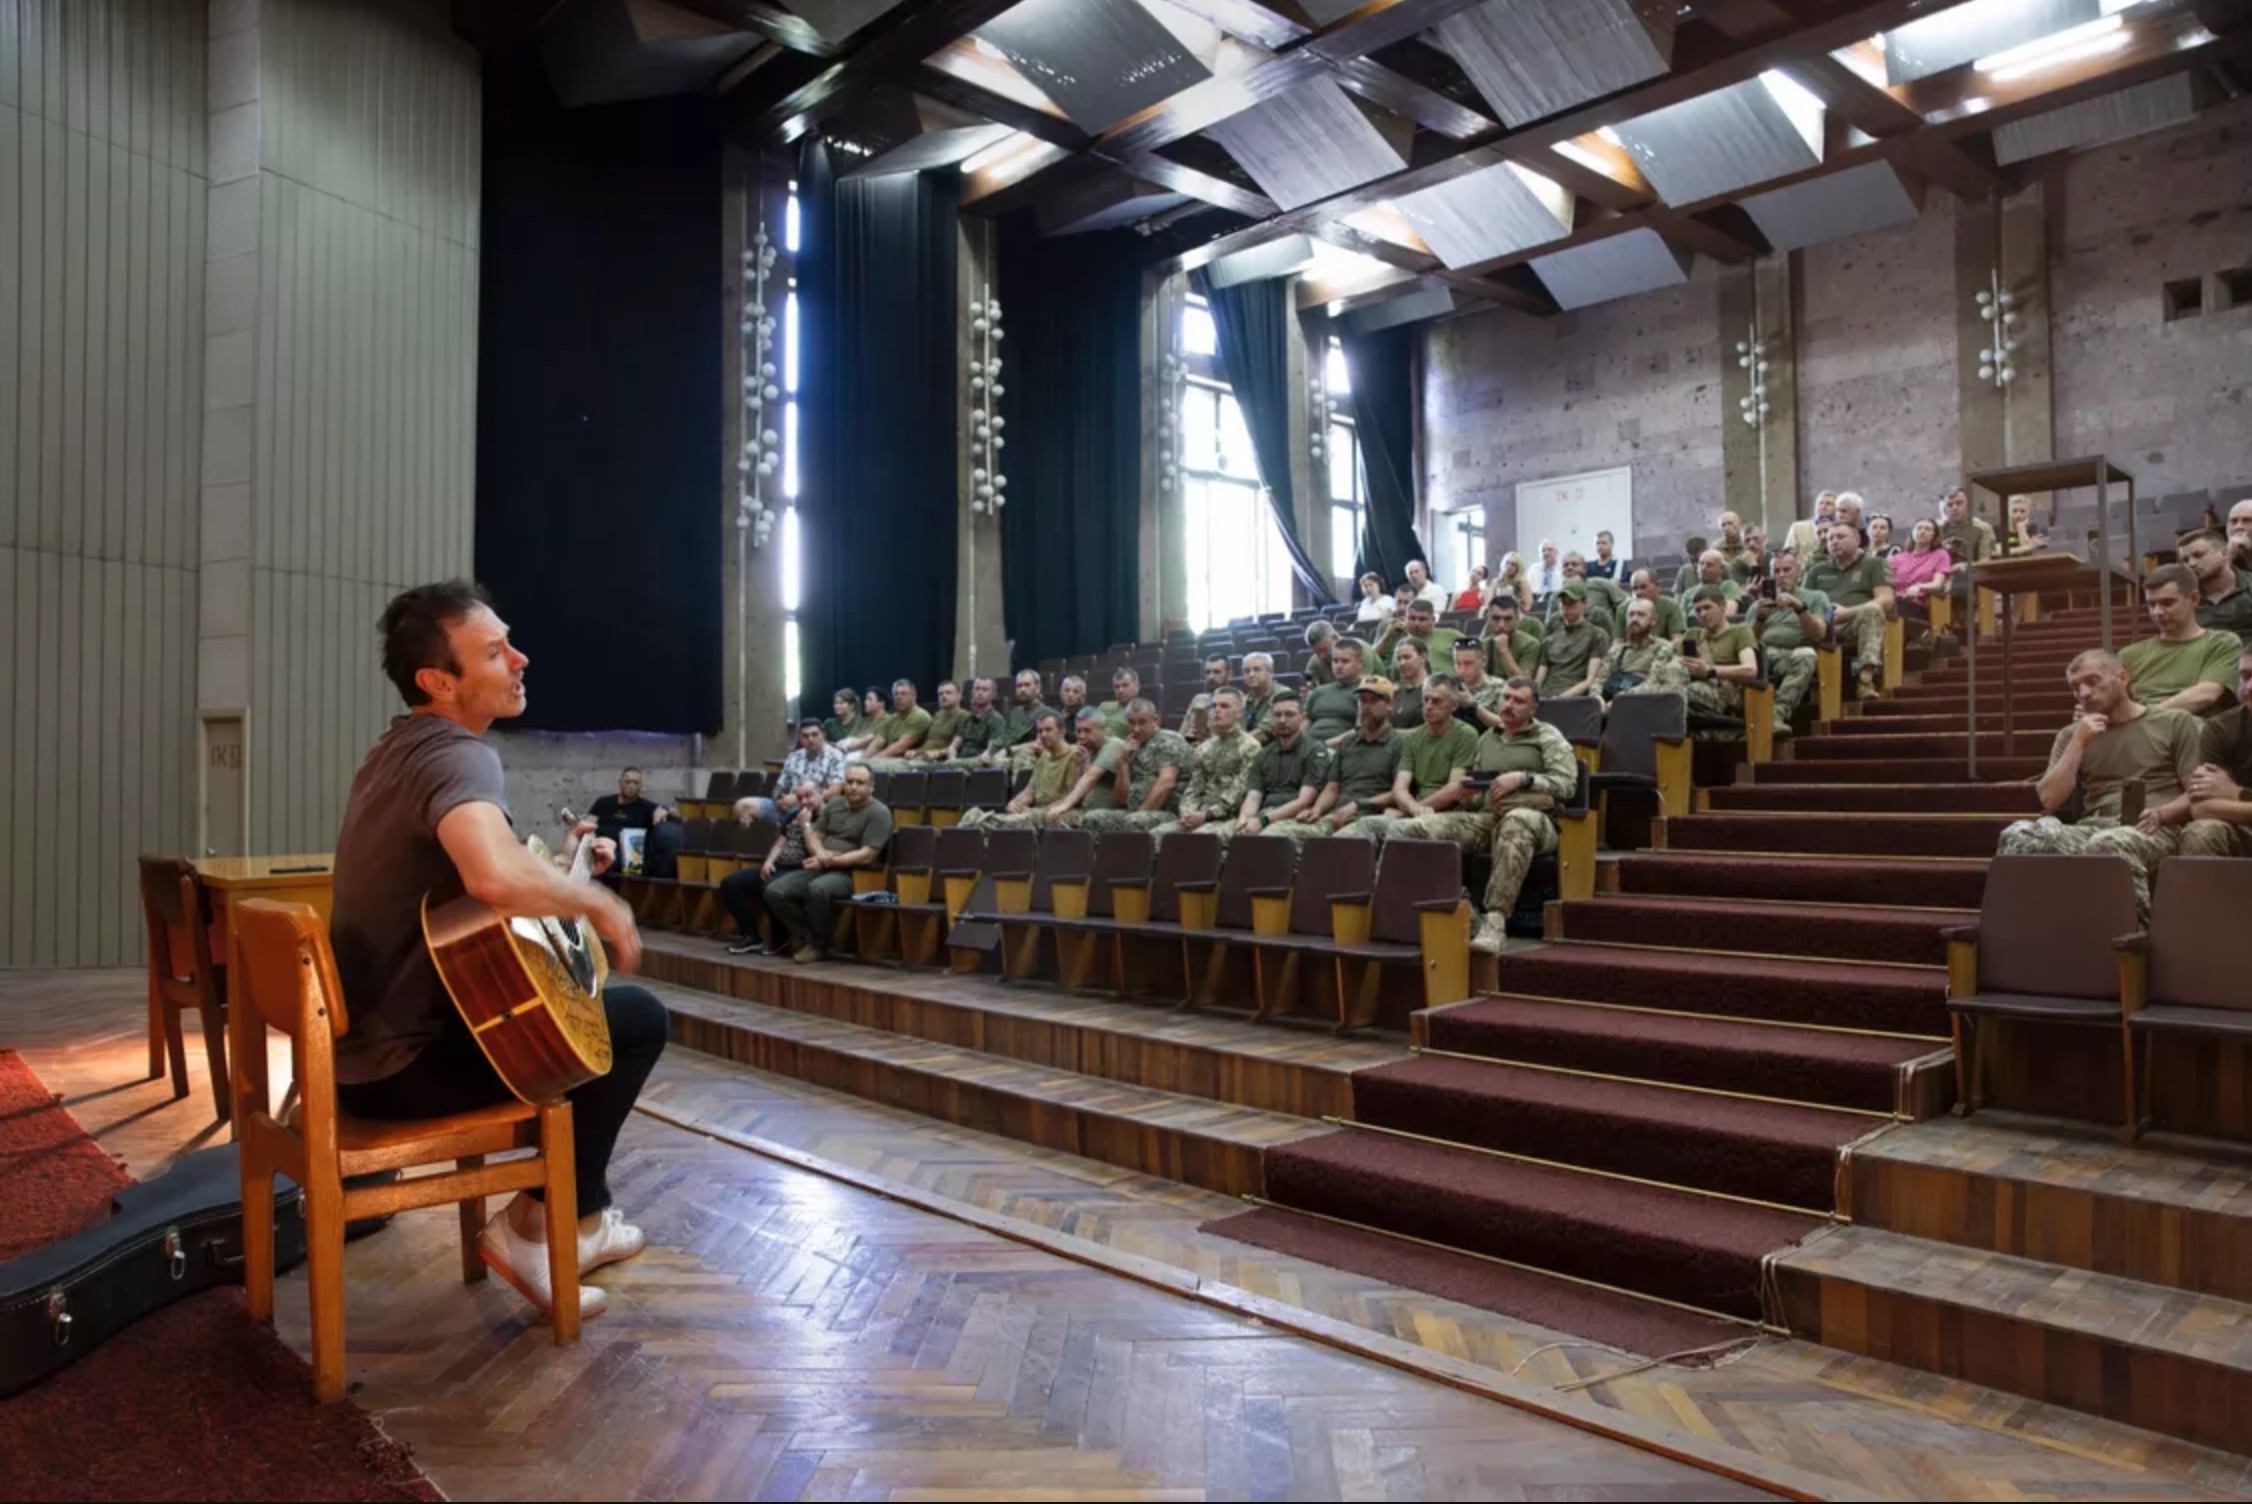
[0,1144,306,1398]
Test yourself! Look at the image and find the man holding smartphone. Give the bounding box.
[1680,587,1763,726]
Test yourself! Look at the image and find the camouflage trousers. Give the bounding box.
[960,805,1046,831]
[1996,815,2180,918]
[1769,646,1816,729]
[1073,808,1174,836]
[1258,818,1332,852]
[2181,819,2252,858]
[1149,815,1243,845]
[1392,808,1557,917]
[1832,603,1886,685]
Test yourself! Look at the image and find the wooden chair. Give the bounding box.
[2122,857,2252,1140]
[227,899,582,1403]
[136,855,229,1123]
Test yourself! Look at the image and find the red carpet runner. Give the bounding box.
[1211,606,2145,1353]
[0,1050,439,1503]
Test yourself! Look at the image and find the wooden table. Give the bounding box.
[195,854,335,1011]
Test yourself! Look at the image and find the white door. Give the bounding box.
[1516,466,1634,566]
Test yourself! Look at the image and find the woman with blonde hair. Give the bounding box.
[1495,552,1535,611]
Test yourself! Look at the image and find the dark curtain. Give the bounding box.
[475,54,721,733]
[997,218,1141,669]
[795,149,961,711]
[1192,271,1337,604]
[1339,322,1425,588]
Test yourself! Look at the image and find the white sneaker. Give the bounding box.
[578,1207,647,1273]
[478,1211,609,1322]
[1469,916,1510,955]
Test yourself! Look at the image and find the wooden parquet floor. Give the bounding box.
[11,967,2252,1501]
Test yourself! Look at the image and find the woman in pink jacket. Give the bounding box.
[1889,517,1954,603]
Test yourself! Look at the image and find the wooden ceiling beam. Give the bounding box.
[740,0,1029,143]
[1309,223,1557,315]
[660,0,840,56]
[905,64,1087,149]
[1121,151,1281,219]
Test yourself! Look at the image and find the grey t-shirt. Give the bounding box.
[329,714,510,1085]
[814,794,893,857]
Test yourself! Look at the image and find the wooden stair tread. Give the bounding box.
[1857,1111,2252,1220]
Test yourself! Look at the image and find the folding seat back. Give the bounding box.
[1084,832,1153,918]
[1029,829,1093,913]
[2146,858,2246,1012]
[1215,835,1296,931]
[1976,855,2137,1001]
[1287,837,1375,935]
[1370,839,1463,946]
[1148,833,1222,923]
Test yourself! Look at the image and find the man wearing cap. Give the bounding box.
[1345,673,1479,843]
[1546,552,1625,636]
[1535,583,1611,699]
[1267,678,1403,843]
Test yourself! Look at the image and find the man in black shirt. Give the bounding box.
[580,768,673,882]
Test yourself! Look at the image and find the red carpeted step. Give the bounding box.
[1352,1056,1869,1210]
[1790,733,2059,761]
[1554,893,1965,965]
[1747,757,2045,784]
[1860,693,2076,716]
[1425,995,1932,1114]
[1890,684,2078,707]
[1611,851,1990,908]
[1662,811,2015,857]
[1813,713,2067,736]
[1261,1129,1821,1321]
[1705,782,2040,814]
[1495,940,1949,1035]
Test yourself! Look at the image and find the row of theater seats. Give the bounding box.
[624,824,1475,1033]
[1951,855,2248,1140]
[678,768,1012,825]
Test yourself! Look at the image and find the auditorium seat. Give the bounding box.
[1043,832,1223,1000]
[924,769,967,827]
[1246,834,1374,1022]
[988,830,1094,982]
[888,770,930,826]
[2124,857,2252,1140]
[1536,698,1604,777]
[1178,834,1296,1007]
[1243,839,1469,1034]
[848,825,938,965]
[1592,691,1691,834]
[1046,832,1154,991]
[962,767,1010,812]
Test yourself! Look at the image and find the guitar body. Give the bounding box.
[423,835,614,1104]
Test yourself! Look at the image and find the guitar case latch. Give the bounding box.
[44,1289,71,1347]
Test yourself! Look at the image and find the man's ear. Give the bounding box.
[413,664,455,704]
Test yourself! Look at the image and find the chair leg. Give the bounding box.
[147,976,167,1079]
[539,1104,583,1344]
[1950,1015,1970,1116]
[241,1165,277,1324]
[304,1177,349,1403]
[198,1001,232,1125]
[458,1155,489,1284]
[164,1003,191,1102]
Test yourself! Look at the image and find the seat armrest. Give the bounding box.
[1329,891,1372,907]
[2114,931,2149,954]
[890,864,932,877]
[1940,924,1979,944]
[988,868,1034,882]
[1174,879,1220,895]
[1244,886,1292,900]
[937,866,982,879]
[1411,897,1464,914]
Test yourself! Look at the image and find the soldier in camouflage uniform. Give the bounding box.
[1151,688,1261,842]
[1344,674,1480,842]
[1075,699,1192,835]
[1747,550,1829,736]
[1450,638,1511,725]
[1997,651,2202,918]
[1605,597,1687,701]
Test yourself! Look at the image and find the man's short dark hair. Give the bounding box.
[2179,527,2227,552]
[1504,676,1538,700]
[2145,563,2196,597]
[1408,598,1437,617]
[379,580,491,706]
[622,766,643,777]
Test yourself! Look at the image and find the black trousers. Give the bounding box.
[336,985,669,1216]
[719,863,794,937]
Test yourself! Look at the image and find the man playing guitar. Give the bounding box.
[328,581,667,1320]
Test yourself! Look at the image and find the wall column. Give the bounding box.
[1957,186,2056,487]
[957,219,1008,680]
[1143,273,1188,639]
[721,148,791,765]
[1721,254,1800,536]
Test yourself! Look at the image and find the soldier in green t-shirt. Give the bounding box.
[1480,597,1542,681]
[1803,522,1895,701]
[1303,639,1368,745]
[1628,569,1688,641]
[1344,674,1479,842]
[864,680,935,769]
[1676,587,1762,731]
[1746,550,1831,735]
[2122,566,2243,714]
[2180,530,2252,645]
[947,677,1010,762]
[912,680,970,761]
[1269,679,1403,842]
[1535,584,1612,699]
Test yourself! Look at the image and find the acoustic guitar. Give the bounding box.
[422,811,615,1105]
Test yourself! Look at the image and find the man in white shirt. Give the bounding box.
[1403,559,1450,610]
[1531,540,1563,596]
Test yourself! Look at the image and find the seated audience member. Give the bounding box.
[2004,497,2049,554]
[1404,558,1450,610]
[1676,587,1762,730]
[1587,531,1621,581]
[1355,571,1396,625]
[1997,650,2200,917]
[1240,652,1280,739]
[964,711,1082,829]
[1714,511,1749,574]
[822,687,867,748]
[1270,679,1402,841]
[1152,688,1260,841]
[949,677,1008,762]
[1549,552,1625,634]
[1834,492,1870,547]
[1749,550,1830,734]
[1052,709,1130,824]
[1376,598,1461,673]
[1481,597,1541,682]
[1629,569,1688,641]
[588,767,672,844]
[721,781,816,954]
[1179,655,1232,742]
[994,670,1055,764]
[1867,515,1896,559]
[1938,486,1998,562]
[760,763,893,963]
[2122,565,2242,714]
[1670,537,1710,598]
[1495,553,1535,612]
[1391,638,1430,727]
[1056,674,1091,730]
[1605,597,1685,702]
[1303,637,1367,746]
[1394,581,1419,617]
[1535,584,1611,699]
[2230,497,2252,570]
[1805,520,1894,701]
[1098,668,1140,739]
[1452,637,1510,725]
[832,686,883,759]
[1231,692,1329,838]
[1429,677,1579,955]
[1453,563,1491,613]
[914,681,969,761]
[739,722,846,825]
[1890,518,1954,604]
[1532,541,1564,596]
[862,687,885,723]
[2178,528,2252,642]
[1676,550,1742,613]
[2183,643,2252,857]
[1345,674,1478,842]
[1076,700,1190,834]
[1782,491,1837,561]
[1303,618,1338,686]
[865,679,934,768]
[1731,527,1772,587]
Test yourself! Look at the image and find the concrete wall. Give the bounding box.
[1420,97,2252,562]
[2,0,208,967]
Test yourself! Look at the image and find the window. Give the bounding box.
[1323,338,1361,582]
[1175,294,1294,631]
[1436,508,1486,594]
[781,184,803,705]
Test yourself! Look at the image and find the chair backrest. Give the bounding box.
[682,816,716,853]
[934,826,985,875]
[741,821,779,861]
[1537,697,1604,748]
[735,770,768,801]
[1601,692,1686,782]
[2147,857,2248,1012]
[1085,832,1152,917]
[1216,835,1296,930]
[890,824,938,874]
[1290,836,1376,935]
[137,855,214,987]
[869,771,895,804]
[1150,833,1223,923]
[1030,829,1094,912]
[702,769,732,800]
[983,828,1039,880]
[1372,839,1464,944]
[924,769,967,812]
[888,771,929,810]
[232,898,345,1045]
[1976,855,2138,1000]
[1161,680,1200,718]
[963,768,1010,810]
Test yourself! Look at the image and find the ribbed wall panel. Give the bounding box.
[1,0,205,967]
